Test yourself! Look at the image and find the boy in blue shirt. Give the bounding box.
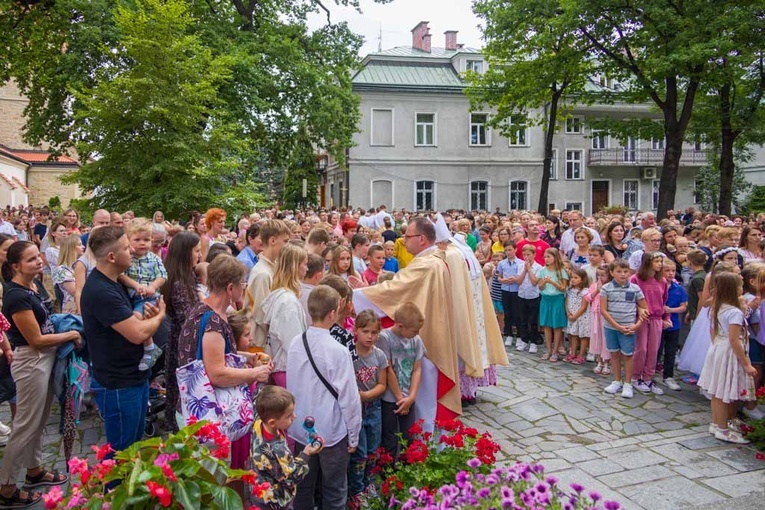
[497,240,523,347]
[382,241,399,273]
[660,261,687,391]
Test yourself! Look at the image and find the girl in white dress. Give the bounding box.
[698,272,757,444]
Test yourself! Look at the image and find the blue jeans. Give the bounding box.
[91,379,149,453]
[348,400,381,495]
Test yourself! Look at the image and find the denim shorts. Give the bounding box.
[493,300,504,314]
[604,327,636,356]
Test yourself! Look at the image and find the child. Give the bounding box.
[565,268,591,365]
[516,245,542,353]
[581,245,605,285]
[286,285,361,509]
[349,310,388,502]
[497,240,523,347]
[382,241,399,273]
[601,259,647,399]
[587,266,611,375]
[118,219,166,371]
[630,252,670,395]
[195,261,210,300]
[483,262,494,286]
[250,385,323,509]
[318,275,357,361]
[378,302,425,457]
[351,234,370,276]
[660,260,688,391]
[329,245,367,288]
[740,264,764,420]
[362,245,385,285]
[697,272,757,444]
[490,251,505,333]
[531,248,569,362]
[674,236,694,287]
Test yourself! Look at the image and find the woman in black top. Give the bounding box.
[0,242,81,508]
[603,222,627,263]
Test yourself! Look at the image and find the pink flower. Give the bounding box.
[42,486,63,509]
[153,453,180,467]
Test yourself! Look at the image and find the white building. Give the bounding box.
[325,21,706,214]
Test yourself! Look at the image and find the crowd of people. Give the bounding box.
[0,202,762,509]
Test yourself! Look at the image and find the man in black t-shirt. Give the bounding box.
[81,226,166,452]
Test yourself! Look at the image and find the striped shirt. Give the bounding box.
[601,280,644,330]
[490,273,503,302]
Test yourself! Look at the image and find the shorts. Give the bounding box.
[132,294,160,315]
[493,300,504,314]
[604,327,636,356]
[750,338,764,365]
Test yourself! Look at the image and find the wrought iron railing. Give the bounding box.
[588,148,709,166]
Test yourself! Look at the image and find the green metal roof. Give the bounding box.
[370,46,481,59]
[353,61,464,89]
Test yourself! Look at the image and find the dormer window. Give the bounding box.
[466,60,483,73]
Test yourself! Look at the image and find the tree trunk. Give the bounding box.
[717,83,736,217]
[537,91,561,213]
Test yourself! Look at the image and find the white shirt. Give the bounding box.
[0,221,16,238]
[518,262,543,299]
[559,226,602,256]
[287,327,362,448]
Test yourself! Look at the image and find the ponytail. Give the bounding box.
[2,241,35,282]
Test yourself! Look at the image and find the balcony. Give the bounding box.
[588,148,710,167]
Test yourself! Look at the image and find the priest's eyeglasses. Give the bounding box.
[404,233,423,240]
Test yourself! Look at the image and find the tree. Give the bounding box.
[282,128,320,209]
[693,157,750,214]
[0,0,387,217]
[466,0,591,212]
[565,0,757,218]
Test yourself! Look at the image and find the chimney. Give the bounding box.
[411,21,431,52]
[444,30,458,51]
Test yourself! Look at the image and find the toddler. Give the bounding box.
[565,268,591,364]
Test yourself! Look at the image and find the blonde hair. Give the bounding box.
[271,243,307,296]
[394,301,425,329]
[57,234,82,268]
[125,218,152,237]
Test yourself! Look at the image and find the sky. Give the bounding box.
[307,0,484,56]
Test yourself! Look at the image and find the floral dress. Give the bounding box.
[164,278,199,430]
[566,287,591,337]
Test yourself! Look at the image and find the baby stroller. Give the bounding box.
[145,368,167,437]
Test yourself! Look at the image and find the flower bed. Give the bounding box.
[743,386,765,453]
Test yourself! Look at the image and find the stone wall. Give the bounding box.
[27,166,81,208]
[0,81,33,150]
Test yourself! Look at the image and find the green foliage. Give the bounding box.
[739,186,765,216]
[47,196,62,213]
[693,157,750,213]
[282,130,320,209]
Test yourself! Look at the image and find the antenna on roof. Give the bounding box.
[378,23,382,52]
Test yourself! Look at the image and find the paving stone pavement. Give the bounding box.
[466,346,765,509]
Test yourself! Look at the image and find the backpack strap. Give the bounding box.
[302,331,338,400]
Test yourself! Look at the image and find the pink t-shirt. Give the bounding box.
[362,268,380,285]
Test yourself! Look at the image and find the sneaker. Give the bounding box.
[621,383,634,399]
[604,381,623,394]
[742,407,765,420]
[0,421,10,436]
[516,339,529,351]
[648,381,664,395]
[634,379,652,393]
[504,336,514,347]
[139,345,163,372]
[663,378,681,391]
[714,428,750,444]
[528,344,538,354]
[700,388,713,400]
[585,353,595,362]
[708,422,722,435]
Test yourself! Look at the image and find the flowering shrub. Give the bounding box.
[392,460,623,509]
[742,386,765,453]
[369,419,500,509]
[43,419,266,510]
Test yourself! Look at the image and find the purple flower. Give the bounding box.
[589,491,602,502]
[409,487,420,497]
[467,457,481,468]
[564,504,574,510]
[501,486,513,499]
[456,470,470,485]
[545,476,558,486]
[487,474,499,485]
[477,488,491,499]
[570,483,585,493]
[532,463,545,473]
[604,501,621,510]
[501,497,515,508]
[401,500,417,510]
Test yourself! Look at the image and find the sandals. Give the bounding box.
[23,469,68,489]
[0,488,41,509]
[541,352,551,361]
[602,364,612,376]
[572,356,585,365]
[549,354,559,363]
[563,354,575,363]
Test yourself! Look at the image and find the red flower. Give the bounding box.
[91,443,113,461]
[408,419,424,437]
[404,440,429,464]
[381,476,402,496]
[161,464,177,482]
[756,452,764,461]
[241,472,257,485]
[756,386,765,398]
[475,435,501,465]
[741,389,748,397]
[463,427,479,438]
[437,419,463,432]
[147,481,172,507]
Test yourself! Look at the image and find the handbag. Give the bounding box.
[177,311,254,441]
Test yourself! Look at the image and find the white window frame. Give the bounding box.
[469,113,491,146]
[370,108,394,146]
[565,149,585,180]
[623,136,637,163]
[414,112,437,147]
[509,180,530,211]
[564,202,584,212]
[469,180,490,211]
[549,149,558,180]
[466,59,483,73]
[623,179,639,211]
[414,180,436,211]
[651,137,665,150]
[652,179,660,210]
[369,179,395,209]
[565,116,583,134]
[591,130,608,150]
[507,115,529,147]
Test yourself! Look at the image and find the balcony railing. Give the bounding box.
[588,148,710,166]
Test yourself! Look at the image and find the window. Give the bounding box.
[466,60,483,73]
[651,137,665,150]
[565,116,583,134]
[470,113,489,146]
[565,150,584,180]
[652,180,660,210]
[623,179,639,210]
[565,202,583,211]
[330,183,335,206]
[508,115,528,146]
[415,180,435,211]
[591,130,608,150]
[371,109,394,146]
[623,136,636,162]
[548,203,557,213]
[549,149,558,180]
[415,113,436,146]
[509,181,528,210]
[470,181,488,210]
[694,141,703,152]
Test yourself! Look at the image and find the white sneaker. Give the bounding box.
[743,407,765,420]
[0,421,10,436]
[648,381,664,395]
[504,336,514,347]
[634,379,652,393]
[663,378,681,391]
[528,343,538,354]
[621,383,634,399]
[585,353,595,362]
[516,339,528,351]
[604,381,623,394]
[714,428,750,444]
[708,423,722,434]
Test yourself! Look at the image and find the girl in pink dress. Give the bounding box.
[587,266,611,375]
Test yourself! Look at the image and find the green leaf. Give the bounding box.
[210,485,243,510]
[174,479,201,510]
